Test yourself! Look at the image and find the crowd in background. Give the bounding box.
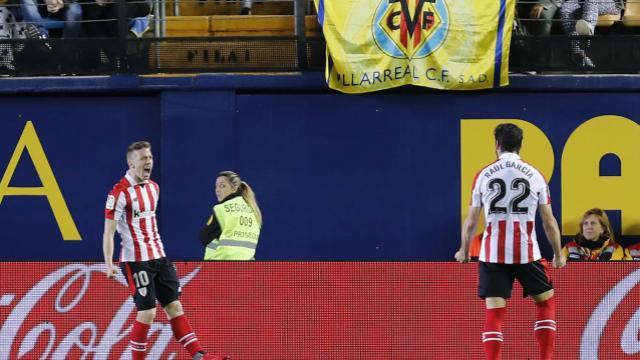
[516,0,627,67]
[0,0,152,40]
[0,0,634,71]
[0,0,155,69]
[0,0,302,70]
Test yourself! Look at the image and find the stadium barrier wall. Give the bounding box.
[1,75,640,261]
[0,261,638,359]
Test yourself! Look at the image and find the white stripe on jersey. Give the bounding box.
[532,228,542,260]
[114,191,127,222]
[505,220,514,264]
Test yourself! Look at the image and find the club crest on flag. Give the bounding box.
[372,0,449,59]
[315,0,514,92]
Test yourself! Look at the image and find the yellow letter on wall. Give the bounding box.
[562,115,640,236]
[0,121,81,240]
[461,119,554,232]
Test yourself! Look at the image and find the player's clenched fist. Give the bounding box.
[454,249,469,263]
[106,265,118,279]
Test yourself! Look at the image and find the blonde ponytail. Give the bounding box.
[240,181,262,226]
[218,171,262,227]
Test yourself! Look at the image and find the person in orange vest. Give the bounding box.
[562,208,625,261]
[469,233,483,261]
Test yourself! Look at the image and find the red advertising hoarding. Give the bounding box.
[0,262,638,359]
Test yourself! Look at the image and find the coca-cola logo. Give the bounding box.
[580,267,640,359]
[0,263,199,359]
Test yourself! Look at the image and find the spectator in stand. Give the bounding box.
[240,0,251,15]
[527,0,563,36]
[624,241,640,260]
[562,208,625,261]
[81,0,149,37]
[560,0,624,67]
[20,0,82,38]
[212,0,251,14]
[0,2,27,70]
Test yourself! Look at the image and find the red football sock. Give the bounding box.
[129,320,150,360]
[170,314,204,356]
[483,307,505,360]
[535,297,557,360]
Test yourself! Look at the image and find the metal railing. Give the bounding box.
[0,0,639,75]
[0,0,320,75]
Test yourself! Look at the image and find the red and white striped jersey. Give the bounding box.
[105,172,166,262]
[470,152,550,264]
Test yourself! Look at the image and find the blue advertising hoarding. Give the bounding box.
[0,78,638,260]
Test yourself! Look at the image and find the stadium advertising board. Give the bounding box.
[0,92,639,260]
[0,262,637,359]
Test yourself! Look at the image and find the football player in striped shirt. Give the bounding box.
[455,123,566,360]
[103,141,228,360]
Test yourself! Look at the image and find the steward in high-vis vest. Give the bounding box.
[200,171,262,260]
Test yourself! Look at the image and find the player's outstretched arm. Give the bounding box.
[103,219,119,278]
[539,204,566,268]
[456,206,481,263]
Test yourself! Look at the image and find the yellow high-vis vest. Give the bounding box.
[204,195,260,260]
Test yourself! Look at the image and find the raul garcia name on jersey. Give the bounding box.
[483,160,535,180]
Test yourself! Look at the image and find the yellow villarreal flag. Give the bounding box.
[314,0,515,93]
